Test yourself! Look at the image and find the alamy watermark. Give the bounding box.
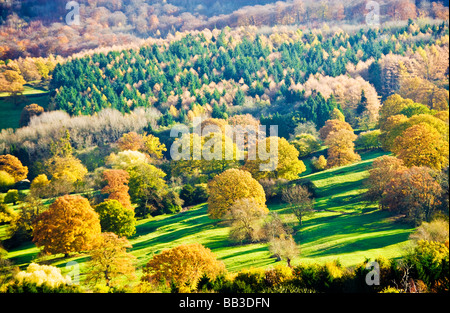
[365,261,380,286]
[65,1,80,26]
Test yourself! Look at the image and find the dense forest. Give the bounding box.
[0,0,449,297]
[1,0,449,59]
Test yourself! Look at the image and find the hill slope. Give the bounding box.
[3,150,415,278]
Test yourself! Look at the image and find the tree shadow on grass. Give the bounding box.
[303,231,411,258]
[295,208,413,248]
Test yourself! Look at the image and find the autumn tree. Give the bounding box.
[365,155,407,206]
[29,174,51,199]
[311,155,327,171]
[19,103,44,127]
[243,137,306,180]
[86,232,136,288]
[142,133,166,159]
[225,198,269,244]
[32,195,101,257]
[94,200,136,238]
[117,131,144,151]
[45,155,88,195]
[281,185,314,226]
[380,166,443,224]
[0,154,28,182]
[319,119,354,140]
[0,170,15,192]
[101,169,132,210]
[207,169,266,220]
[325,129,360,168]
[142,243,226,292]
[392,123,449,170]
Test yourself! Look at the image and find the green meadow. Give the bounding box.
[2,150,416,280]
[0,86,49,130]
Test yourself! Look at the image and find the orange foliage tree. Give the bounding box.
[32,195,101,257]
[101,169,132,210]
[380,166,443,224]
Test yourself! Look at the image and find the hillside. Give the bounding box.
[2,150,415,278]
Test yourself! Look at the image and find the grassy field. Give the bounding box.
[0,86,50,130]
[1,150,416,281]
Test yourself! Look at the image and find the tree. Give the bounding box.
[142,243,226,292]
[4,189,20,206]
[269,235,299,268]
[29,174,51,199]
[86,232,136,288]
[243,137,306,180]
[207,169,266,220]
[289,134,321,158]
[319,119,353,140]
[142,134,166,159]
[19,103,44,127]
[0,170,15,192]
[329,108,345,122]
[94,200,136,238]
[378,94,412,130]
[0,154,28,183]
[32,195,101,257]
[101,169,132,210]
[117,132,144,151]
[311,155,327,171]
[365,155,407,205]
[45,156,88,195]
[392,123,449,171]
[325,129,360,168]
[4,197,44,250]
[380,166,442,224]
[225,198,269,244]
[281,185,314,226]
[355,130,382,150]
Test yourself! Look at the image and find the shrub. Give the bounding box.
[404,240,449,292]
[4,190,19,206]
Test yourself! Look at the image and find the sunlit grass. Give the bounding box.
[2,150,415,278]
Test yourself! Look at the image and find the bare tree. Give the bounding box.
[281,185,314,226]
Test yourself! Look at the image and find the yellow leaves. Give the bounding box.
[32,195,101,255]
[14,263,72,288]
[207,169,266,220]
[143,243,226,291]
[392,122,449,170]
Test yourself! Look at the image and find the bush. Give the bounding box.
[292,261,347,293]
[180,184,209,207]
[94,200,136,237]
[404,240,449,292]
[4,190,20,206]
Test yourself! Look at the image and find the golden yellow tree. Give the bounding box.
[243,137,306,180]
[392,123,449,171]
[0,154,28,182]
[207,169,266,220]
[325,129,360,168]
[142,133,167,159]
[142,243,226,291]
[32,195,101,257]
